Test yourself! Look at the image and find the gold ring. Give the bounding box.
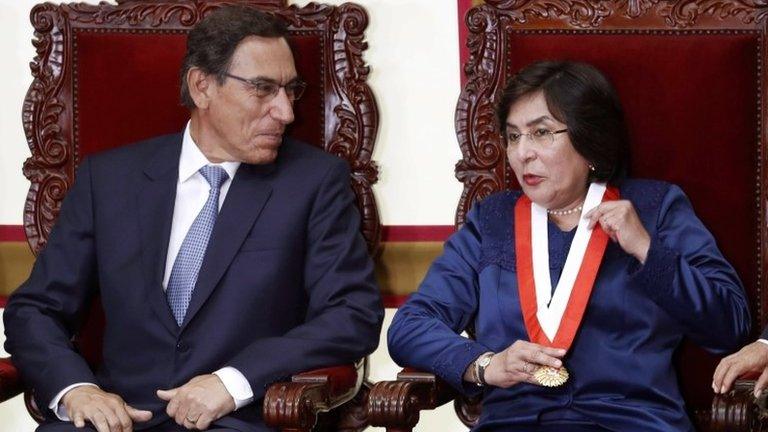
[186,415,199,423]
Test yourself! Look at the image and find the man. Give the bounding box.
[4,6,383,432]
[713,332,768,397]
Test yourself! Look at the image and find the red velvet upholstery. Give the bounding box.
[499,32,760,411]
[75,32,324,159]
[501,33,758,299]
[0,357,23,404]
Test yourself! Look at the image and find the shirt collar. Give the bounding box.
[179,121,241,183]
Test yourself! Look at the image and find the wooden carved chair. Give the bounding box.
[0,1,379,431]
[368,1,768,431]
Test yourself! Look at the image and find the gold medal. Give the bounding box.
[533,365,569,387]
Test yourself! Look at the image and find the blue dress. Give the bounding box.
[388,179,751,432]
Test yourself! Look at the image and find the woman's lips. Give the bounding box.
[523,174,544,186]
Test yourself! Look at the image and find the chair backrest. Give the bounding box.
[21,0,379,370]
[455,0,767,426]
[23,0,380,255]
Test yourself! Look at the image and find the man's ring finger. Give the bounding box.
[186,414,200,423]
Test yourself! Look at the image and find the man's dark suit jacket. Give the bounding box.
[3,132,384,431]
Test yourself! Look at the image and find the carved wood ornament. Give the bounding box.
[22,0,381,255]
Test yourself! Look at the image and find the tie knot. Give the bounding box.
[199,165,229,190]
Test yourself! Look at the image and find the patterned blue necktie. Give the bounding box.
[167,165,229,326]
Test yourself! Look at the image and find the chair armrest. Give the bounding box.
[263,362,363,431]
[367,368,459,431]
[710,379,764,432]
[0,357,24,403]
[0,357,61,424]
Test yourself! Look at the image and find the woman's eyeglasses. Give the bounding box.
[505,128,568,146]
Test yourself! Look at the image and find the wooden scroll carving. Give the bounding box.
[264,363,366,432]
[367,369,472,432]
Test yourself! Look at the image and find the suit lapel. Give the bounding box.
[138,135,182,336]
[180,163,274,330]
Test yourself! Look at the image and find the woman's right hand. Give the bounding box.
[484,340,566,388]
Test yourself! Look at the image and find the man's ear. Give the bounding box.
[187,67,215,110]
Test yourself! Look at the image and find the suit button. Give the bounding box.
[176,342,190,352]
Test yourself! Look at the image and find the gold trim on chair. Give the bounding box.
[0,242,34,298]
[0,240,443,300]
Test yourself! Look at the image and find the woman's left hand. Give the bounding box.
[583,200,650,264]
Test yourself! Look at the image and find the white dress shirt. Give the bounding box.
[51,122,254,419]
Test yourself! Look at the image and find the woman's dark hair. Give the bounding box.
[179,5,288,109]
[496,61,630,182]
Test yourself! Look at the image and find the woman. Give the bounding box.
[387,61,751,432]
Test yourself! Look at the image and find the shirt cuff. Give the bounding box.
[49,382,99,421]
[757,339,768,346]
[213,367,254,410]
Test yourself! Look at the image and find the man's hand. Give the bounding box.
[62,386,152,432]
[713,341,768,396]
[157,374,235,430]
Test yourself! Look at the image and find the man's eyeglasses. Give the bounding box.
[223,73,307,101]
[505,128,568,146]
